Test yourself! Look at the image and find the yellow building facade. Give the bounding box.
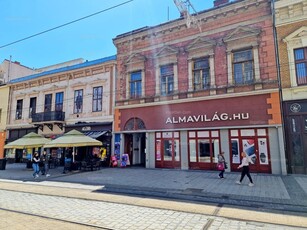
[0,85,9,158]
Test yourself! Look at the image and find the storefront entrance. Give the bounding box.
[124,133,146,167]
[155,132,181,169]
[284,100,307,174]
[230,129,271,173]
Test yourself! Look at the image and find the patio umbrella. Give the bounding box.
[43,129,102,162]
[4,132,51,149]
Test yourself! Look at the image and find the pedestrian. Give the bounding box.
[32,152,40,178]
[40,150,50,177]
[236,151,254,186]
[217,151,226,179]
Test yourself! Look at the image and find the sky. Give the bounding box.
[0,0,213,69]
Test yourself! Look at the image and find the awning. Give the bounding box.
[83,131,108,139]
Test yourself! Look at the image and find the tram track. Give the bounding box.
[0,207,112,230]
[0,180,306,229]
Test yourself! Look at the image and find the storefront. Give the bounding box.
[65,122,112,166]
[115,92,286,174]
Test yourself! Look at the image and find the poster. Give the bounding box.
[258,138,268,165]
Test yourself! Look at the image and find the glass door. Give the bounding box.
[155,132,180,169]
[230,129,271,173]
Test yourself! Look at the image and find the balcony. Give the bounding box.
[31,111,65,123]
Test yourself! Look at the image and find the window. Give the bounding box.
[74,89,83,114]
[55,92,64,112]
[44,94,52,112]
[130,71,142,98]
[0,109,2,123]
[188,130,220,165]
[29,97,37,118]
[160,64,174,95]
[294,48,307,85]
[93,86,102,112]
[233,49,253,84]
[193,58,210,90]
[16,99,23,120]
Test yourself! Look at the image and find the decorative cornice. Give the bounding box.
[113,0,267,47]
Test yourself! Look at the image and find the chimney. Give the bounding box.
[214,0,229,7]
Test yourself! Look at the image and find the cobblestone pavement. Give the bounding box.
[0,209,98,230]
[0,181,306,230]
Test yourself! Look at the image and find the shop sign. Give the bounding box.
[166,112,249,124]
[82,126,91,131]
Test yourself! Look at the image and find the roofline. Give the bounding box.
[113,0,239,41]
[10,55,117,84]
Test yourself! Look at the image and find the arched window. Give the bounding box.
[124,117,146,131]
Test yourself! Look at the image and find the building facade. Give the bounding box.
[113,0,286,174]
[275,0,307,174]
[0,85,9,159]
[6,56,116,162]
[0,59,37,84]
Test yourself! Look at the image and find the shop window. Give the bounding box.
[189,139,197,162]
[231,139,240,164]
[230,128,270,167]
[130,71,142,99]
[193,57,210,90]
[93,86,102,112]
[155,131,180,162]
[258,138,269,165]
[233,49,254,85]
[188,130,220,164]
[160,64,174,96]
[241,129,255,136]
[257,129,267,136]
[294,48,307,85]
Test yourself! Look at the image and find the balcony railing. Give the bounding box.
[31,111,65,123]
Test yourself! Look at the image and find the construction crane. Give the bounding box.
[173,0,201,31]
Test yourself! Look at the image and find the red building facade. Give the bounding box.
[113,0,286,174]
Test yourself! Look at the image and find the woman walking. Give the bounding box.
[32,152,40,178]
[217,151,226,179]
[236,151,254,186]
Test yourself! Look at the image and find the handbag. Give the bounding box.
[217,163,224,171]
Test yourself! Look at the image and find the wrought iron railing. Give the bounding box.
[31,111,65,123]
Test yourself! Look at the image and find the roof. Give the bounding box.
[10,55,117,84]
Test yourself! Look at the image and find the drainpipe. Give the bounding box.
[6,56,13,133]
[271,0,287,175]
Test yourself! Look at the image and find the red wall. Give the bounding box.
[120,94,271,130]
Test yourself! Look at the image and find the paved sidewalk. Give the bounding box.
[1,163,307,213]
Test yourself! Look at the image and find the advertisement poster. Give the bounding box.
[114,134,121,160]
[258,138,268,165]
[242,139,256,164]
[156,140,161,160]
[231,139,240,164]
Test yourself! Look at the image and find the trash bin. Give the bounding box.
[0,158,7,170]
